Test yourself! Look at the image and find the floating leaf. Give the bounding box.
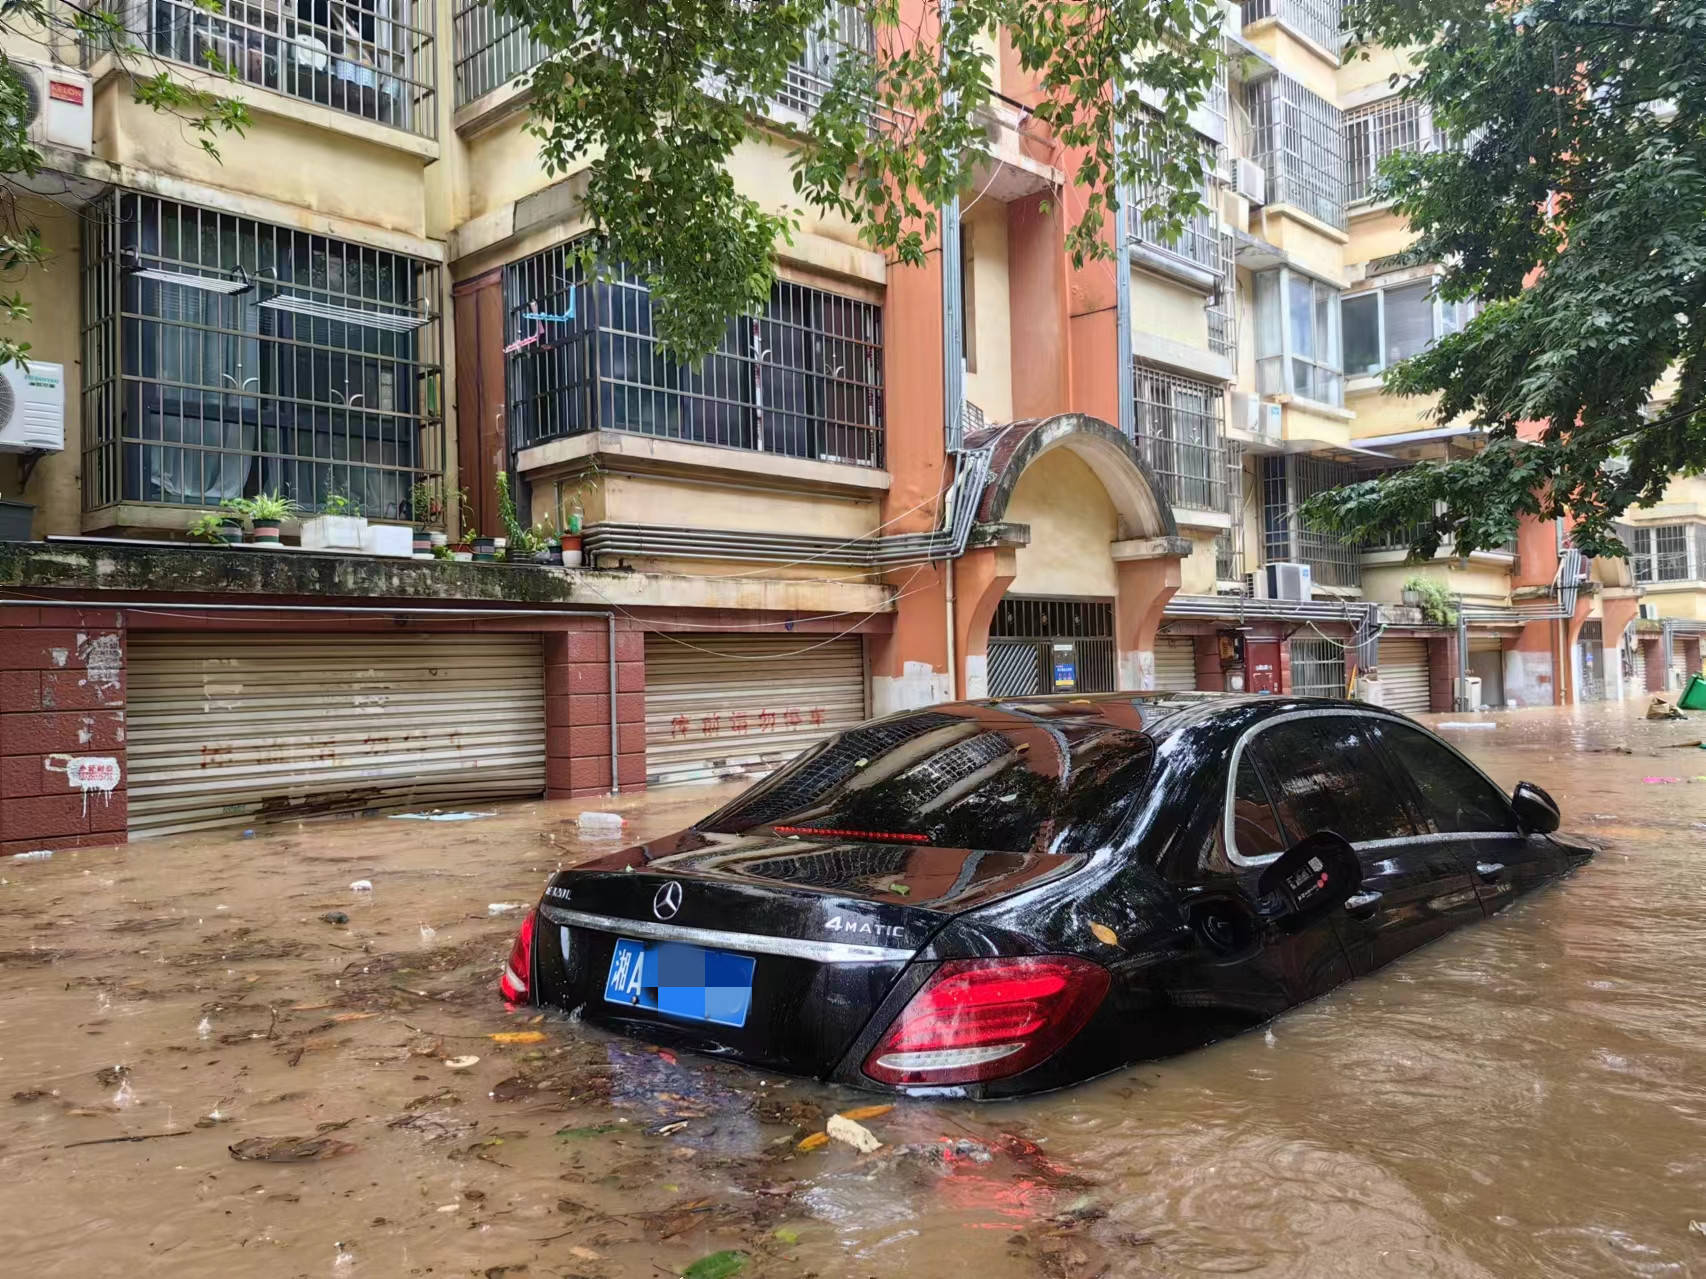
[883,882,911,896]
[682,1251,747,1279]
[837,1104,893,1122]
[556,1122,626,1139]
[773,1226,800,1244]
[795,1131,829,1152]
[1089,922,1119,946]
[488,1030,546,1045]
[229,1135,355,1162]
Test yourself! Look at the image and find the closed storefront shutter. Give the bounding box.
[1379,637,1431,714]
[1630,641,1646,692]
[1153,637,1199,691]
[127,633,546,839]
[645,634,867,788]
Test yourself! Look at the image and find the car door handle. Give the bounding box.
[1344,891,1383,919]
[1475,861,1507,882]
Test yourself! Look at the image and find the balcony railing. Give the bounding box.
[81,193,444,519]
[451,0,544,107]
[777,3,875,117]
[1129,167,1224,283]
[1345,98,1443,203]
[1244,73,1346,230]
[1261,455,1361,588]
[130,0,437,136]
[1133,365,1229,512]
[504,241,884,467]
[1240,0,1342,54]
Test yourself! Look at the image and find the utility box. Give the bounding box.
[1355,673,1384,706]
[1456,675,1483,711]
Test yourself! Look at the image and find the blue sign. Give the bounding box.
[1053,659,1077,690]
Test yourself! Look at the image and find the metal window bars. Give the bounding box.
[990,597,1115,640]
[1344,97,1440,203]
[1288,636,1345,698]
[113,0,437,136]
[1206,232,1238,364]
[1244,73,1346,230]
[989,598,1117,696]
[1216,443,1246,582]
[1239,0,1343,55]
[503,240,884,467]
[1132,364,1229,513]
[81,192,444,519]
[1127,139,1224,281]
[451,0,546,107]
[777,2,875,117]
[1260,455,1361,588]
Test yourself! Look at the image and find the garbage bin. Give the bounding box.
[1680,673,1706,710]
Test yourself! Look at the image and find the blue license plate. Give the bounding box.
[602,938,755,1028]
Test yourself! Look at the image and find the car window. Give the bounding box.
[1245,716,1418,847]
[1374,721,1518,834]
[1231,752,1288,857]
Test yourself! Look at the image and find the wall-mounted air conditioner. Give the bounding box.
[1244,570,1269,600]
[1234,157,1266,206]
[0,361,66,454]
[1639,602,1661,621]
[1256,401,1282,440]
[4,61,92,155]
[1265,561,1312,601]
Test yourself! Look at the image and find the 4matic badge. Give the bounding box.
[824,915,908,940]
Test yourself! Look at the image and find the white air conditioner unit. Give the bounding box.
[1639,602,1661,621]
[1256,401,1283,439]
[5,61,93,155]
[1234,157,1266,206]
[1265,561,1312,601]
[1244,570,1269,600]
[0,361,66,453]
[1216,149,1237,185]
[1230,390,1258,432]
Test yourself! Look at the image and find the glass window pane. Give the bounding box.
[1287,274,1315,362]
[1384,281,1435,364]
[1375,722,1517,834]
[1232,752,1288,857]
[1343,293,1380,375]
[1248,717,1417,844]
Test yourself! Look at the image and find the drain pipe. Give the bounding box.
[0,597,621,796]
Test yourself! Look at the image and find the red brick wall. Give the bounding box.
[1192,634,1225,691]
[544,621,646,798]
[0,607,128,855]
[1427,636,1457,712]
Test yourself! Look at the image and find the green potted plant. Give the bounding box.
[243,491,297,545]
[301,490,367,551]
[189,511,241,546]
[1402,574,1458,626]
[408,480,444,558]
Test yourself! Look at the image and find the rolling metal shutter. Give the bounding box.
[126,633,546,839]
[1378,638,1431,714]
[645,634,866,787]
[1631,641,1646,692]
[1468,636,1505,710]
[1153,637,1198,691]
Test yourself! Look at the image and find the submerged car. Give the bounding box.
[500,694,1589,1098]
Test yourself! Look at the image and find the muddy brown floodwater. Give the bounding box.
[2,702,1704,1278]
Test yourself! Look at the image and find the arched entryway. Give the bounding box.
[956,414,1187,698]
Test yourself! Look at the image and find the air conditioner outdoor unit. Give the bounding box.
[5,61,93,155]
[0,361,66,453]
[1234,157,1267,206]
[1265,561,1312,601]
[1230,390,1258,432]
[1256,401,1283,439]
[1639,602,1662,621]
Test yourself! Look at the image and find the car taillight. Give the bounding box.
[862,956,1109,1086]
[499,911,537,1004]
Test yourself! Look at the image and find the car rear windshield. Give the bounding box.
[698,711,1153,855]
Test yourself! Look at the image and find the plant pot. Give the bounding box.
[534,547,563,566]
[1401,589,1421,607]
[0,499,35,541]
[452,550,473,562]
[560,534,584,569]
[301,513,367,551]
[217,515,245,546]
[429,530,448,549]
[251,521,282,545]
[472,535,500,562]
[412,525,433,555]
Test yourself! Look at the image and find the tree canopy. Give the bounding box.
[1303,0,1706,560]
[0,0,247,368]
[497,0,1222,360]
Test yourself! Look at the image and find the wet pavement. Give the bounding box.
[2,700,1704,1278]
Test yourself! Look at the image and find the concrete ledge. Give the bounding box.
[1111,536,1193,561]
[517,430,891,494]
[966,521,1032,549]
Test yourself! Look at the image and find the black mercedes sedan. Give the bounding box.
[499,694,1590,1098]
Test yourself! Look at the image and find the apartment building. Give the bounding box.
[0,0,1653,853]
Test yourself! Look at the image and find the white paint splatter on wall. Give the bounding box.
[45,754,121,816]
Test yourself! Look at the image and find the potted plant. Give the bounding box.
[559,502,585,567]
[0,494,34,541]
[301,491,367,551]
[1401,583,1422,607]
[189,511,241,546]
[243,491,296,546]
[408,480,444,558]
[531,522,562,566]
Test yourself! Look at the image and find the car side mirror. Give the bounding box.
[1511,781,1561,834]
[1255,831,1362,930]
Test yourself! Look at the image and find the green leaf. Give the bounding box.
[554,1122,625,1139]
[773,1226,800,1244]
[681,1250,748,1279]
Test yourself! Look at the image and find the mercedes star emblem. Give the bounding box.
[652,880,683,921]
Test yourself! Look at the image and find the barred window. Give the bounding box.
[1132,365,1228,512]
[452,0,546,107]
[1244,74,1345,230]
[1240,0,1342,55]
[1261,455,1361,588]
[1128,139,1224,285]
[1630,525,1694,582]
[504,240,884,466]
[82,193,443,519]
[777,3,875,117]
[135,0,436,135]
[1345,97,1437,203]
